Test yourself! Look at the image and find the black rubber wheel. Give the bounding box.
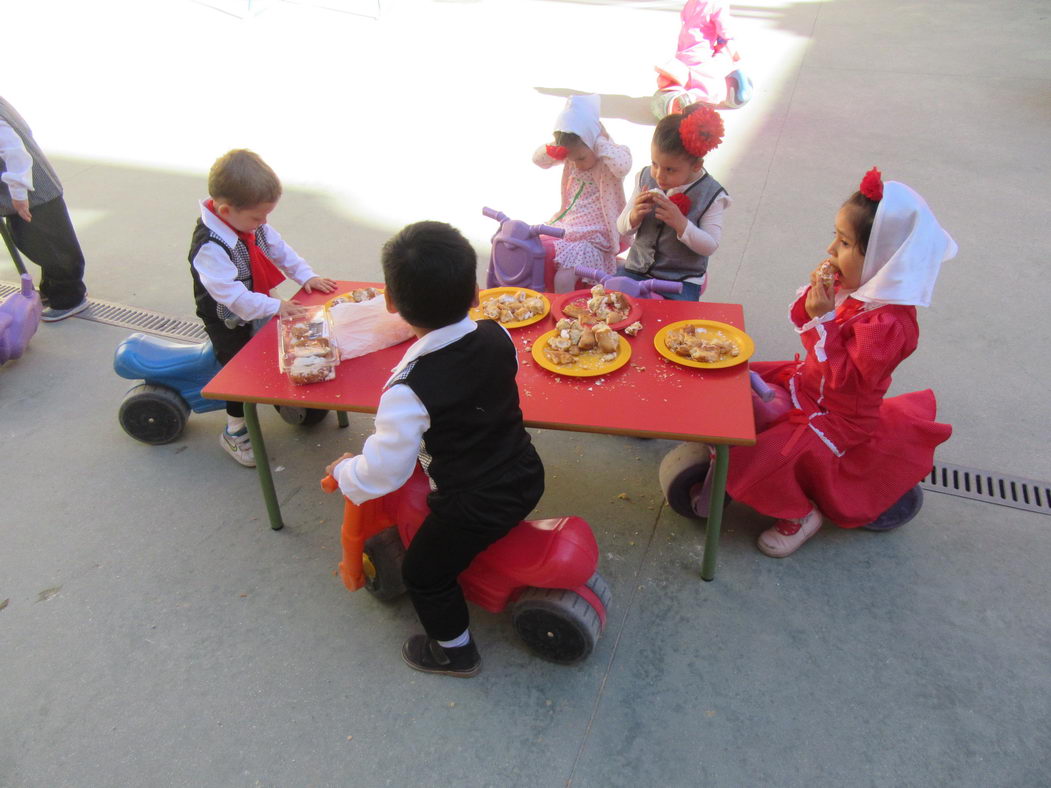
[118,384,190,445]
[512,586,603,665]
[585,572,613,615]
[659,442,712,518]
[362,526,407,601]
[273,405,329,426]
[863,485,924,532]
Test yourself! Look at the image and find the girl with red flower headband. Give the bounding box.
[670,169,958,557]
[532,95,632,292]
[615,103,730,300]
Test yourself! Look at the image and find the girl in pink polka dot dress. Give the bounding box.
[532,95,632,293]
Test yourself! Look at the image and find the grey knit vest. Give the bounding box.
[624,167,727,282]
[0,97,63,215]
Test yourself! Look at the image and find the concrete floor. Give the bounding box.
[2,1,1049,786]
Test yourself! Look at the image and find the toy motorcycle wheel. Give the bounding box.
[863,485,924,532]
[512,575,609,665]
[273,405,328,427]
[118,384,190,445]
[362,527,407,601]
[659,442,712,518]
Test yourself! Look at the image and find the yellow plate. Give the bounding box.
[531,329,632,377]
[470,287,551,329]
[653,320,755,369]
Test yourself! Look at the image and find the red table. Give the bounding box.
[203,282,756,579]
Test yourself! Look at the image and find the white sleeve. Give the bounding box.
[261,224,317,285]
[332,384,430,504]
[0,119,33,201]
[191,241,281,321]
[677,192,732,256]
[616,170,646,236]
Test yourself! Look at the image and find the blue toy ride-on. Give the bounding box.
[114,332,331,445]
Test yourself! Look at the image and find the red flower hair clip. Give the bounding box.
[669,193,692,215]
[546,144,568,161]
[679,104,725,159]
[859,167,883,201]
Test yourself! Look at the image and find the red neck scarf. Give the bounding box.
[205,199,286,294]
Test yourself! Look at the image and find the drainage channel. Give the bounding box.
[921,462,1051,516]
[0,281,207,343]
[5,280,1049,515]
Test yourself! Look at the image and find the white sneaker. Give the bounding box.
[41,298,89,322]
[220,427,255,467]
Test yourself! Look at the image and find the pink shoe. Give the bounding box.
[757,507,822,558]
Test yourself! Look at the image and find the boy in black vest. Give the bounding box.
[190,149,337,466]
[325,221,545,678]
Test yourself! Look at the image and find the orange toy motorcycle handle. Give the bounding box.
[321,474,366,591]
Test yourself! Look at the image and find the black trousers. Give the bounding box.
[402,445,545,642]
[202,317,254,418]
[5,196,86,309]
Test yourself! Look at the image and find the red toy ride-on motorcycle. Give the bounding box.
[322,465,612,664]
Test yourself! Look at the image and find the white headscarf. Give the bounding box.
[554,94,601,150]
[851,181,958,307]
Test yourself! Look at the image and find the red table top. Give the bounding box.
[202,282,756,445]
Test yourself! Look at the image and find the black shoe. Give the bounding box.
[401,635,481,678]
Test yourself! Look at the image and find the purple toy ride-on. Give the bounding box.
[0,220,43,364]
[483,207,565,291]
[573,266,684,300]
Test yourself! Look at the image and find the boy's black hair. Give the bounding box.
[382,221,477,330]
[652,104,703,162]
[842,192,880,255]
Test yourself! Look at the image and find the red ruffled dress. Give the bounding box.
[727,292,952,528]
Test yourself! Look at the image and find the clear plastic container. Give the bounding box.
[278,306,339,385]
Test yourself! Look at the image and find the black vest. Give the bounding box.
[393,320,533,493]
[188,218,272,323]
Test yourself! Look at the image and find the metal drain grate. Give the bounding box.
[0,281,207,343]
[922,461,1051,515]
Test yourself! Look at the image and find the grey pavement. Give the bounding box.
[2,1,1050,786]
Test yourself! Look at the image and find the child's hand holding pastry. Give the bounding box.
[805,259,837,318]
[279,299,309,319]
[629,189,659,227]
[303,276,338,294]
[651,191,689,236]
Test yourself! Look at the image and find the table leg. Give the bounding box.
[700,444,729,581]
[337,411,349,428]
[244,401,284,531]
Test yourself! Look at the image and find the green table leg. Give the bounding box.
[337,411,349,428]
[243,401,284,531]
[700,444,729,581]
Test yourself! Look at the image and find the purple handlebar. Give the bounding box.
[573,266,684,298]
[532,223,565,240]
[641,279,683,296]
[749,371,775,402]
[482,206,509,223]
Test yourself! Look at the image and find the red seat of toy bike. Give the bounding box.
[474,516,598,586]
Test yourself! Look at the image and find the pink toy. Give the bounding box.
[322,464,611,664]
[573,265,684,299]
[483,207,565,292]
[0,219,43,364]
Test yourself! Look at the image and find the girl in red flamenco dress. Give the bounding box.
[727,169,958,557]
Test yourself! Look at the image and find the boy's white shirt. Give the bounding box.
[333,316,503,505]
[191,200,318,321]
[616,168,731,258]
[0,118,33,201]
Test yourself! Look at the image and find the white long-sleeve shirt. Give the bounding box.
[0,118,33,201]
[333,316,505,505]
[191,200,319,321]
